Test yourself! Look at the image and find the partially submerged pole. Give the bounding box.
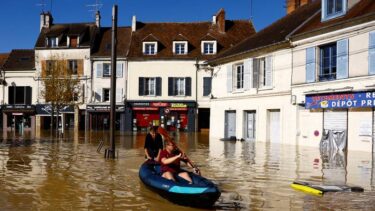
[106,5,118,159]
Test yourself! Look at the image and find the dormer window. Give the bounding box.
[143,42,157,55]
[322,0,347,21]
[201,41,217,55]
[69,36,78,48]
[47,37,58,47]
[173,41,188,55]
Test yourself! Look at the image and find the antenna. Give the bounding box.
[86,0,103,18]
[36,0,46,12]
[250,0,253,20]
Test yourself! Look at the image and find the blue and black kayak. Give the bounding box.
[139,160,221,208]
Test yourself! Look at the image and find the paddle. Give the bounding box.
[157,127,201,175]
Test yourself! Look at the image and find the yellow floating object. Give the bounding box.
[290,183,323,196]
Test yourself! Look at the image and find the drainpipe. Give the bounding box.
[195,58,199,132]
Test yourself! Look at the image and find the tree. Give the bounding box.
[40,57,82,135]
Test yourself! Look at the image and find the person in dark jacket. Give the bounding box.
[144,126,163,162]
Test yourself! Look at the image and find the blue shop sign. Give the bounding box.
[305,91,375,109]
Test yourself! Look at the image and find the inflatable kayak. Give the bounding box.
[139,160,221,208]
[291,181,364,196]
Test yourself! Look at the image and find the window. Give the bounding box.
[68,60,78,75]
[139,77,162,96]
[203,77,212,96]
[168,77,191,96]
[47,37,58,47]
[103,63,111,77]
[73,92,79,102]
[145,78,156,96]
[46,60,57,75]
[322,0,347,21]
[8,86,32,104]
[173,41,188,55]
[143,42,157,55]
[233,63,244,90]
[201,41,217,55]
[319,43,337,81]
[103,88,110,102]
[253,56,273,88]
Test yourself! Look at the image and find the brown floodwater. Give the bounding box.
[0,130,374,210]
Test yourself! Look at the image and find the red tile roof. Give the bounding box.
[92,27,132,57]
[0,53,9,68]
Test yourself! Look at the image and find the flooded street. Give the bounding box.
[0,131,374,210]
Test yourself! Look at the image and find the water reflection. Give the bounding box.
[0,131,373,210]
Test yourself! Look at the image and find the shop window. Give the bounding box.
[8,86,32,104]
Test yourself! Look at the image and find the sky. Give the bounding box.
[0,0,286,53]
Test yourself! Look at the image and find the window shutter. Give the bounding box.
[369,31,375,75]
[116,63,123,78]
[41,60,46,78]
[156,77,162,96]
[185,77,192,96]
[96,87,102,102]
[168,77,173,96]
[336,39,349,79]
[96,63,103,78]
[139,77,144,96]
[253,59,259,88]
[77,59,83,76]
[265,56,273,87]
[116,88,122,102]
[243,58,253,90]
[26,87,32,104]
[203,77,212,96]
[227,64,232,93]
[306,47,316,83]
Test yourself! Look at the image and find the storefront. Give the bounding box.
[86,105,125,131]
[2,105,36,133]
[125,101,196,132]
[304,90,375,152]
[36,104,75,130]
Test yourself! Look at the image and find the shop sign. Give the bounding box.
[133,107,158,111]
[306,91,375,109]
[3,105,35,113]
[170,103,187,108]
[168,107,188,111]
[86,105,125,112]
[151,102,169,107]
[36,104,74,114]
[132,102,150,107]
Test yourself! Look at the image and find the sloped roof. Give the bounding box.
[209,1,321,64]
[292,0,375,40]
[35,23,98,48]
[3,49,35,70]
[127,19,255,60]
[92,27,132,57]
[0,53,9,68]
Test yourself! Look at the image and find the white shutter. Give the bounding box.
[96,87,102,102]
[244,58,253,90]
[336,39,349,79]
[265,56,273,87]
[116,63,123,78]
[96,63,103,78]
[226,64,232,93]
[324,110,348,131]
[116,88,123,102]
[306,47,316,83]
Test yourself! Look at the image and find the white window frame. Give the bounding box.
[103,63,111,77]
[322,0,347,21]
[145,77,156,96]
[201,41,217,55]
[233,63,244,90]
[173,41,188,55]
[259,58,267,88]
[175,77,186,96]
[47,37,58,47]
[68,60,78,75]
[143,42,158,55]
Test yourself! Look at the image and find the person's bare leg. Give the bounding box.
[178,172,192,184]
[162,171,175,181]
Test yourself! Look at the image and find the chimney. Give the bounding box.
[215,9,225,33]
[132,15,137,32]
[95,11,101,28]
[286,0,312,14]
[40,11,53,31]
[212,15,217,25]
